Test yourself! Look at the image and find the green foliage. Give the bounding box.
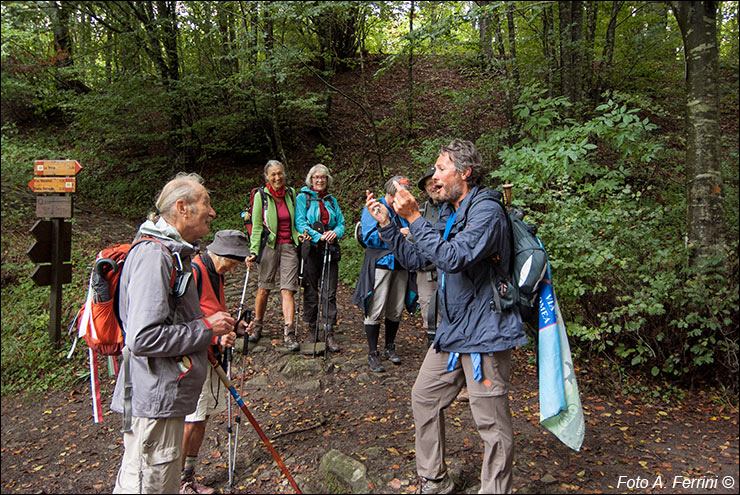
[337,235,364,288]
[0,213,97,396]
[1,123,66,189]
[487,84,738,388]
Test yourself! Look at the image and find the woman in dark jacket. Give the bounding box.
[294,164,345,352]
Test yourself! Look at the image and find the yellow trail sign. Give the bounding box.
[34,160,82,176]
[28,177,76,193]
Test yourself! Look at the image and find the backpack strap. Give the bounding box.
[191,260,203,298]
[120,346,133,433]
[467,191,515,313]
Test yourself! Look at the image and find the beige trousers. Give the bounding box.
[113,416,185,494]
[363,268,408,325]
[416,270,439,330]
[412,346,514,494]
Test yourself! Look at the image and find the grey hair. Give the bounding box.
[148,172,206,222]
[264,160,286,178]
[384,175,410,196]
[305,164,333,188]
[440,139,485,187]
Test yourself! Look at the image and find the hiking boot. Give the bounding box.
[284,323,299,351]
[180,476,215,494]
[384,344,402,365]
[457,386,469,402]
[368,351,385,373]
[419,473,455,494]
[247,318,263,342]
[324,325,340,352]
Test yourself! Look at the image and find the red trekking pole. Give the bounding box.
[207,349,302,494]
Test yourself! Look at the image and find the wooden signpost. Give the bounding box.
[27,160,81,344]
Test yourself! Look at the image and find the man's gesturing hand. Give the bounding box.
[391,182,421,223]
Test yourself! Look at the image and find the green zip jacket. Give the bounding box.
[249,186,300,255]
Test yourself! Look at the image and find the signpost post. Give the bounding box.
[27,160,81,344]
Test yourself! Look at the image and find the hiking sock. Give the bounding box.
[365,324,381,354]
[181,456,197,481]
[384,318,400,348]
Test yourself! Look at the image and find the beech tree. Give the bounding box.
[671,1,729,269]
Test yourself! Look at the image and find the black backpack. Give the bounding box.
[354,221,367,248]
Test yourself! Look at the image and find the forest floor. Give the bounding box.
[1,196,738,494]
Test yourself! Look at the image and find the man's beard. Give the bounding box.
[439,181,464,204]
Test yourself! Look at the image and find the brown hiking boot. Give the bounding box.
[247,318,263,342]
[283,323,299,351]
[457,386,469,402]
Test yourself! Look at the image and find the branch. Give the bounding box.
[269,417,327,441]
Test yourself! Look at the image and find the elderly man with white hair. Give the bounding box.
[111,172,236,494]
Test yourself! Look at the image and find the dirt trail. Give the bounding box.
[1,186,739,494]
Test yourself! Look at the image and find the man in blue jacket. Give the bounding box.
[365,140,526,494]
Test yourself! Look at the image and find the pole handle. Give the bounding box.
[502,183,513,205]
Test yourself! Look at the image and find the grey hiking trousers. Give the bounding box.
[412,346,514,494]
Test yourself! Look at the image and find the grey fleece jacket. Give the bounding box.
[110,218,213,418]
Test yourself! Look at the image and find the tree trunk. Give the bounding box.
[506,3,519,85]
[671,1,728,268]
[594,1,622,105]
[48,1,90,93]
[558,1,573,98]
[476,1,494,64]
[407,0,415,140]
[559,1,584,107]
[542,5,559,95]
[584,2,598,102]
[264,14,287,166]
[492,5,506,58]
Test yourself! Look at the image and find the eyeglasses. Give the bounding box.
[313,176,327,181]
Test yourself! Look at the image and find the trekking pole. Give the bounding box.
[226,346,234,492]
[313,243,329,358]
[207,349,303,494]
[295,230,307,337]
[322,246,333,363]
[230,265,251,485]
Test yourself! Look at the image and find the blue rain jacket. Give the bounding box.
[378,186,527,354]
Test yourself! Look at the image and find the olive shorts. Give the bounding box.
[257,243,299,292]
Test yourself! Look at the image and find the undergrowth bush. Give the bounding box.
[483,84,739,390]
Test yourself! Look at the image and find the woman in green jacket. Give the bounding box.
[246,160,302,351]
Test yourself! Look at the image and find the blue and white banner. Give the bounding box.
[538,264,585,451]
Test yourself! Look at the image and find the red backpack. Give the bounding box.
[71,237,178,423]
[240,187,266,240]
[76,238,177,355]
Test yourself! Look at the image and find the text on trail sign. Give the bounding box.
[34,160,83,176]
[28,177,76,193]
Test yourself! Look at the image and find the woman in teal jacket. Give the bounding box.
[294,164,345,352]
[246,160,302,350]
